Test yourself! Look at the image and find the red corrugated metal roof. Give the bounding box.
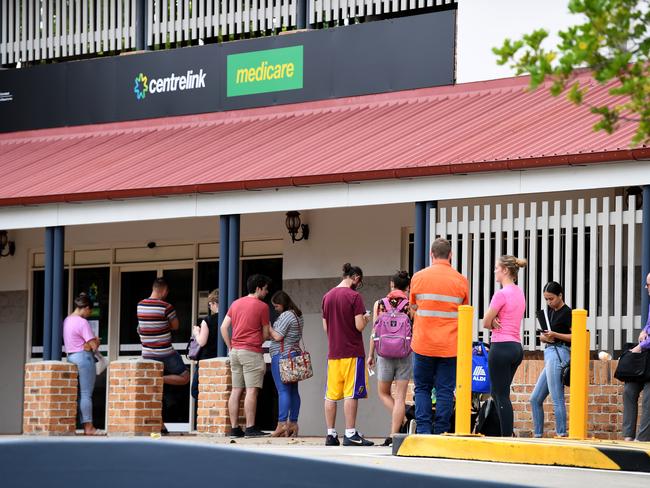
[0,74,647,207]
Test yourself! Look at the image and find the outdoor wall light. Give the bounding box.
[285,211,309,243]
[0,231,15,257]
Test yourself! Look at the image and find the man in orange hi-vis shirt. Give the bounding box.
[410,238,469,435]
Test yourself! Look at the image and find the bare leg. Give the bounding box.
[229,387,244,427]
[343,398,358,430]
[377,381,395,414]
[325,399,337,429]
[391,380,409,435]
[244,387,259,428]
[164,370,190,385]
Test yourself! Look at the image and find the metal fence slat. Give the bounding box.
[601,197,611,349]
[184,0,190,40]
[27,0,34,61]
[471,206,481,333]
[613,196,623,349]
[482,204,491,328]
[1,0,7,64]
[624,196,636,343]
[563,199,574,317]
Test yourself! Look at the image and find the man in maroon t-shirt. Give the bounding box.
[220,274,271,438]
[321,263,373,446]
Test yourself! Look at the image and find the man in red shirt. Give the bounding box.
[322,263,373,446]
[220,274,271,438]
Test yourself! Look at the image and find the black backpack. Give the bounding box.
[473,398,501,436]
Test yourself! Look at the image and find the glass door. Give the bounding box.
[118,266,194,431]
[73,267,110,430]
[119,270,157,356]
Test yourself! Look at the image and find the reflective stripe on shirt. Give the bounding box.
[416,310,459,318]
[415,293,464,304]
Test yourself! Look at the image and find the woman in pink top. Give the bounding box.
[63,293,102,435]
[482,255,527,437]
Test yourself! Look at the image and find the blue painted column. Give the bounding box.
[43,228,54,361]
[642,186,650,329]
[227,215,241,313]
[425,201,437,268]
[217,216,230,357]
[51,226,65,361]
[414,202,426,273]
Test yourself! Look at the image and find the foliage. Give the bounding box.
[493,0,650,145]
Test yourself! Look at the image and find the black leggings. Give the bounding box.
[488,341,524,437]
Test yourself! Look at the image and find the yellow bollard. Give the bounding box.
[454,305,474,435]
[584,330,591,436]
[568,309,588,440]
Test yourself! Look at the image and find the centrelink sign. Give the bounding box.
[0,10,455,132]
[133,69,207,100]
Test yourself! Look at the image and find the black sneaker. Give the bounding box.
[325,434,340,446]
[381,436,393,447]
[244,426,269,438]
[343,432,374,446]
[230,426,245,438]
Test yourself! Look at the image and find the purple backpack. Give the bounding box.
[373,298,412,359]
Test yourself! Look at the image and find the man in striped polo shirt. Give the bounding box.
[137,278,190,389]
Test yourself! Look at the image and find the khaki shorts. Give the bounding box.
[230,349,265,389]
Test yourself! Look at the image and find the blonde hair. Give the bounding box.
[207,289,219,304]
[498,255,527,280]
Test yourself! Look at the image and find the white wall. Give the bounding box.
[0,228,40,292]
[456,0,577,83]
[283,204,413,280]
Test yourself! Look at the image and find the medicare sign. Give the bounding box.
[227,46,304,97]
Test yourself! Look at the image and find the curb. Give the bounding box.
[392,434,650,472]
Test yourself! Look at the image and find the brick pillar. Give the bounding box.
[23,361,78,435]
[196,358,232,435]
[107,359,163,436]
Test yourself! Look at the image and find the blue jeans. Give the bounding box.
[67,351,96,424]
[191,364,200,400]
[271,354,301,422]
[412,352,456,434]
[530,344,570,437]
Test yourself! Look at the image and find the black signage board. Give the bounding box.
[0,10,455,133]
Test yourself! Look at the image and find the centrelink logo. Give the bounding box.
[133,69,207,100]
[472,365,487,380]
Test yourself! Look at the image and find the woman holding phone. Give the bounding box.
[63,293,102,435]
[530,281,572,438]
[482,255,527,437]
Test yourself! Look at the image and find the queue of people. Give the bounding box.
[59,246,650,443]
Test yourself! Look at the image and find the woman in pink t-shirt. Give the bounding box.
[482,255,527,437]
[63,293,102,435]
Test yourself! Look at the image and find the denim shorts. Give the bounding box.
[159,351,188,375]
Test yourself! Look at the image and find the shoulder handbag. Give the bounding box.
[94,351,108,375]
[186,336,201,361]
[614,349,650,382]
[546,308,571,387]
[278,313,313,384]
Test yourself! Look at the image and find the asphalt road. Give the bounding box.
[164,436,650,487]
